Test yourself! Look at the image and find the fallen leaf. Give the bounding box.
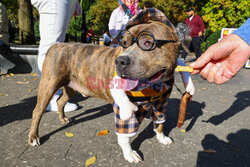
[181,129,186,132]
[16,81,30,84]
[9,73,14,76]
[33,78,39,81]
[85,156,96,167]
[65,132,74,137]
[201,87,207,90]
[5,94,8,96]
[24,78,27,81]
[28,89,33,92]
[203,149,216,153]
[0,93,2,96]
[96,130,109,136]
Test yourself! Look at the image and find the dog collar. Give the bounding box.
[125,78,174,101]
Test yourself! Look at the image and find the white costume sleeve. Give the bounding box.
[177,59,195,95]
[109,9,118,39]
[108,8,129,39]
[110,75,138,120]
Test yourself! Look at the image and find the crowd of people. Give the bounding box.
[28,0,249,113]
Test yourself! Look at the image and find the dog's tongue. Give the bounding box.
[120,77,139,91]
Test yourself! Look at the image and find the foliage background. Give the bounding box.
[1,0,249,46]
[201,0,250,32]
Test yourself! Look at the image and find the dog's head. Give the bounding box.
[115,8,190,85]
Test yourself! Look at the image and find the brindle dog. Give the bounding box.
[28,19,190,163]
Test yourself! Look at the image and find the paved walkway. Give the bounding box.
[0,68,249,167]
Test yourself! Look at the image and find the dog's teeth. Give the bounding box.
[122,75,125,77]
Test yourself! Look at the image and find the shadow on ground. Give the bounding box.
[0,96,36,126]
[131,98,205,155]
[202,90,250,125]
[40,103,113,144]
[196,129,250,167]
[0,93,85,127]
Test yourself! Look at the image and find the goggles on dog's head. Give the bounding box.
[118,29,177,51]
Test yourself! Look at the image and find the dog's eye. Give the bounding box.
[138,38,154,50]
[144,40,153,46]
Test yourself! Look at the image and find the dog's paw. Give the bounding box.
[60,117,70,125]
[28,134,40,146]
[124,150,142,163]
[157,135,173,145]
[119,102,138,120]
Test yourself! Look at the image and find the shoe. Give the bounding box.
[46,101,78,112]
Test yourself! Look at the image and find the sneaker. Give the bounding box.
[46,101,78,112]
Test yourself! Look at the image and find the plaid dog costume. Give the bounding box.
[114,8,176,137]
[114,79,174,136]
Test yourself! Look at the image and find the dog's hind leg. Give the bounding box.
[57,86,76,124]
[153,123,173,145]
[28,79,61,146]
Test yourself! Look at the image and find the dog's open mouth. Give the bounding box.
[120,69,166,91]
[149,69,166,83]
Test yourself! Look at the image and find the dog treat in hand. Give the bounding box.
[175,66,194,73]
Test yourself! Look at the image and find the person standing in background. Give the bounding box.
[31,0,81,112]
[86,26,94,43]
[108,0,140,47]
[181,7,205,61]
[102,30,111,46]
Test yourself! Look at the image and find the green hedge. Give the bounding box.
[201,30,221,53]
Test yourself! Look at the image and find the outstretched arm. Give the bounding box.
[189,34,250,84]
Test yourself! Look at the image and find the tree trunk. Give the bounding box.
[18,0,35,44]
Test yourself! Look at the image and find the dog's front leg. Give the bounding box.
[117,135,142,163]
[153,123,173,145]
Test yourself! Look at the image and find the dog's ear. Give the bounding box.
[176,23,191,54]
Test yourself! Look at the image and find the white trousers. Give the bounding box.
[31,0,76,75]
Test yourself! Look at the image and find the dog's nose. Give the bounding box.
[115,56,130,67]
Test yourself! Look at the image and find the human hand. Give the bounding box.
[190,34,250,84]
[73,1,82,16]
[198,31,202,37]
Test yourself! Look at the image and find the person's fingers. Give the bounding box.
[214,66,231,84]
[206,63,222,83]
[199,62,214,80]
[190,36,233,71]
[189,47,214,69]
[190,68,200,74]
